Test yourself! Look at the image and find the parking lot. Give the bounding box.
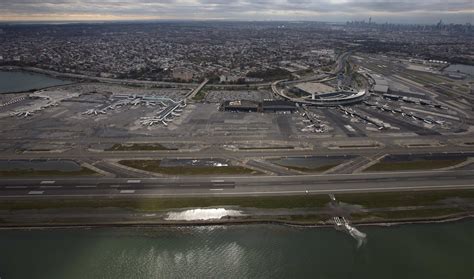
[203,89,273,103]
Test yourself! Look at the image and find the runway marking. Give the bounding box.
[6,186,28,189]
[0,166,472,182]
[164,168,474,180]
[40,181,55,185]
[127,180,141,184]
[51,110,68,118]
[3,183,474,199]
[210,188,224,191]
[76,185,96,188]
[117,184,474,197]
[40,186,62,189]
[212,183,233,187]
[217,184,474,196]
[28,191,44,195]
[120,190,135,194]
[211,180,225,183]
[278,182,295,185]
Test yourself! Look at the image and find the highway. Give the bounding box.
[187,79,209,99]
[1,169,473,198]
[329,50,353,75]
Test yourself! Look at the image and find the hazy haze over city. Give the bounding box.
[1,0,473,24]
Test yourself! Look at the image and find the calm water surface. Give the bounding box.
[443,64,474,76]
[0,221,472,279]
[0,71,72,93]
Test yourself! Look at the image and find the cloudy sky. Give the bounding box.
[0,0,473,24]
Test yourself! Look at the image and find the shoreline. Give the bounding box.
[0,83,78,95]
[1,212,472,231]
[0,70,76,95]
[0,66,273,89]
[0,66,193,86]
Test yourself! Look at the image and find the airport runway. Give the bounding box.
[0,169,473,198]
[1,145,473,161]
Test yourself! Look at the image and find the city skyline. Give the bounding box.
[0,0,473,24]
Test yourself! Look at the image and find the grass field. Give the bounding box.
[273,163,339,173]
[365,159,465,172]
[337,189,474,208]
[192,89,208,101]
[407,70,448,84]
[119,160,260,175]
[269,157,343,173]
[239,146,295,150]
[0,195,330,211]
[337,144,380,149]
[2,189,472,212]
[105,143,175,151]
[352,208,466,221]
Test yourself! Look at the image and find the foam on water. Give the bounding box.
[165,208,244,221]
[345,223,367,248]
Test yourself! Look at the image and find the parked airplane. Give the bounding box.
[144,101,156,106]
[83,109,106,115]
[131,99,141,106]
[11,111,34,117]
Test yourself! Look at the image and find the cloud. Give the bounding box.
[0,0,472,23]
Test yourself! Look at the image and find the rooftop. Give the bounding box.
[294,82,335,95]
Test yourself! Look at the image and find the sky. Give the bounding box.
[0,0,473,24]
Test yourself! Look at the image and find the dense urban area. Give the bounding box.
[1,21,472,82]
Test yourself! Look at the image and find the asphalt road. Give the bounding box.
[1,169,473,198]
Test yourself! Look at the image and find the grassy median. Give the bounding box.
[365,159,466,172]
[119,160,260,175]
[105,143,175,151]
[192,89,208,101]
[268,158,343,173]
[239,146,295,150]
[275,164,339,173]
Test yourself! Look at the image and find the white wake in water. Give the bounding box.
[345,223,367,248]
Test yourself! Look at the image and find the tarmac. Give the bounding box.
[0,169,473,199]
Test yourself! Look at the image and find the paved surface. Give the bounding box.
[1,145,473,161]
[1,52,473,201]
[1,169,473,198]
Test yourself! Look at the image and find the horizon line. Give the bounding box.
[0,18,469,26]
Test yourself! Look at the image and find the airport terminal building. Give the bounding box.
[290,82,367,106]
[221,100,260,112]
[222,99,297,113]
